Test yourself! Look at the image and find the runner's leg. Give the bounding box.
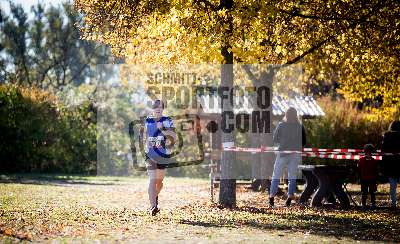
[156,169,166,195]
[147,170,157,208]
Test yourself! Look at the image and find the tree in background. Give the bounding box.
[0,1,113,90]
[75,0,399,206]
[297,1,400,119]
[75,0,399,117]
[0,1,117,175]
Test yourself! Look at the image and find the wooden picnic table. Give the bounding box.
[299,165,351,208]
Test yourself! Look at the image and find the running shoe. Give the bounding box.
[285,197,292,207]
[150,206,160,216]
[269,197,274,207]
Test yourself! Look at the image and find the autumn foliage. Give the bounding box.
[75,0,400,118]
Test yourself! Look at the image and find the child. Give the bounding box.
[357,144,379,209]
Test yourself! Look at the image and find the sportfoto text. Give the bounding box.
[146,85,271,134]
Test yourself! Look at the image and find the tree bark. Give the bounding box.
[219,47,236,207]
[218,0,236,208]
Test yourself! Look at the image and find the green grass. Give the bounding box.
[0,174,399,243]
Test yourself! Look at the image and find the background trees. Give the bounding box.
[0,1,113,174]
[0,1,112,90]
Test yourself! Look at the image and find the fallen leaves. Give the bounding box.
[1,177,399,242]
[1,228,33,241]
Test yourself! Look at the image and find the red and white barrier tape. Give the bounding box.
[303,148,362,153]
[303,148,383,153]
[302,152,382,160]
[223,146,383,154]
[222,146,398,161]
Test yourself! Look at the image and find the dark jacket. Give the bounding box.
[357,156,379,181]
[273,121,306,151]
[382,131,400,178]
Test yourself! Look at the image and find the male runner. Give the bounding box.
[142,99,176,215]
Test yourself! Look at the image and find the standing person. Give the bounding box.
[382,120,400,209]
[357,144,379,210]
[269,107,306,207]
[141,99,176,215]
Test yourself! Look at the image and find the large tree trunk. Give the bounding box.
[218,47,236,207]
[218,0,236,207]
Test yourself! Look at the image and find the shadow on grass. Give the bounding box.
[345,190,389,196]
[0,174,122,186]
[180,205,400,242]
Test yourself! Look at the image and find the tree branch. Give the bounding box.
[242,64,259,84]
[277,0,391,28]
[285,35,334,65]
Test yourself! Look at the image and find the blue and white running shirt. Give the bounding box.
[145,116,175,162]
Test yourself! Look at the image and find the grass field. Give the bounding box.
[0,174,399,243]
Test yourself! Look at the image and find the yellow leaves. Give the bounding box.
[183,9,192,18]
[217,9,228,17]
[76,0,399,119]
[275,45,283,54]
[76,0,304,64]
[131,38,139,46]
[275,45,288,56]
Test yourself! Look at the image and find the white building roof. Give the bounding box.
[198,94,325,117]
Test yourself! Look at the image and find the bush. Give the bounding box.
[303,97,393,165]
[0,84,96,174]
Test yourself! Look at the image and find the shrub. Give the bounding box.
[303,97,393,165]
[0,84,96,174]
[304,97,392,149]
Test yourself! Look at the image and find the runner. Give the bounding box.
[141,99,176,216]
